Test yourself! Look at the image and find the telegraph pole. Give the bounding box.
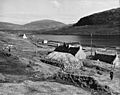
[90,33,93,56]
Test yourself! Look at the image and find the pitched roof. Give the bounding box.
[54,44,79,56]
[93,51,116,64]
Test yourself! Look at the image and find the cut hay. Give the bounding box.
[45,51,83,73]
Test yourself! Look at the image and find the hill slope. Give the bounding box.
[43,8,120,35]
[0,22,21,30]
[74,8,120,26]
[0,20,66,31]
[23,20,66,30]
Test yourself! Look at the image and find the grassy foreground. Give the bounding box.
[0,31,120,95]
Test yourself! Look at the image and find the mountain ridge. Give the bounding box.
[23,19,66,30]
[74,8,120,26]
[0,8,120,35]
[42,8,120,35]
[0,20,66,30]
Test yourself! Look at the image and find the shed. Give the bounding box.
[42,40,48,44]
[93,51,120,67]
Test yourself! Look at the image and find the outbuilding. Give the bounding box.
[42,40,48,44]
[54,43,86,60]
[23,34,27,39]
[93,51,120,67]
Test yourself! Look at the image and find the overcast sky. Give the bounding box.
[0,0,119,24]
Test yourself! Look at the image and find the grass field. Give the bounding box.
[0,31,120,95]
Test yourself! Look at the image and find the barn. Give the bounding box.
[54,43,86,60]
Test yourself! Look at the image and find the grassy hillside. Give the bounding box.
[0,20,66,31]
[43,8,120,35]
[42,24,119,35]
[0,31,120,95]
[0,8,119,35]
[24,19,66,30]
[0,22,21,30]
[74,8,120,26]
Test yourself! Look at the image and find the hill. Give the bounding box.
[0,22,21,30]
[0,8,119,35]
[74,8,120,26]
[43,8,120,35]
[0,20,66,31]
[23,20,66,30]
[42,25,120,35]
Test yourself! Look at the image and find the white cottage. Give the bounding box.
[23,34,27,39]
[42,40,48,44]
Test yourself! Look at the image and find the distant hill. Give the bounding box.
[74,8,120,26]
[23,20,66,30]
[0,22,21,30]
[43,8,120,35]
[0,20,66,31]
[0,8,120,35]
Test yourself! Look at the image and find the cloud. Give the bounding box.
[51,0,61,8]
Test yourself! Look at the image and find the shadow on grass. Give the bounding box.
[0,50,30,75]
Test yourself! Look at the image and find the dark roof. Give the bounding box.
[54,44,79,56]
[93,51,116,64]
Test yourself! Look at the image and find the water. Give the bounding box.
[36,35,120,48]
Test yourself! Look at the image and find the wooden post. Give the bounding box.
[90,33,93,56]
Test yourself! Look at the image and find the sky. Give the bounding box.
[0,0,119,24]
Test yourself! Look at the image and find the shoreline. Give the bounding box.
[40,39,120,51]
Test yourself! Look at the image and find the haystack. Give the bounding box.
[46,52,83,72]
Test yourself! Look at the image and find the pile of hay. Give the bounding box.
[46,52,83,73]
